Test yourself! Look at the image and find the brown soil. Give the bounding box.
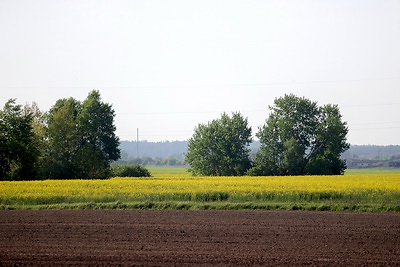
[0,210,399,266]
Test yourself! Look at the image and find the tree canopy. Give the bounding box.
[1,92,350,179]
[0,99,39,180]
[1,90,121,180]
[43,90,120,179]
[185,112,252,176]
[249,94,349,175]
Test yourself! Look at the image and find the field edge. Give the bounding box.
[1,201,399,212]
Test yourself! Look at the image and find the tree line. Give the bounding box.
[185,94,349,176]
[342,145,400,160]
[1,92,349,180]
[119,140,188,160]
[0,90,120,180]
[115,155,188,167]
[119,141,400,164]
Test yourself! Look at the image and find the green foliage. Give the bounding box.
[250,94,349,176]
[42,98,80,179]
[42,90,120,179]
[0,100,39,180]
[2,201,399,212]
[23,102,47,178]
[185,112,253,176]
[147,167,188,174]
[116,155,188,167]
[282,138,304,175]
[111,164,151,177]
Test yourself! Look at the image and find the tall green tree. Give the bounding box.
[24,102,48,179]
[43,97,80,179]
[74,90,120,179]
[185,112,252,176]
[0,100,39,180]
[24,102,47,156]
[305,104,350,175]
[43,90,120,179]
[249,94,349,176]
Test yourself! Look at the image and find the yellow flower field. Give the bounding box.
[1,174,399,211]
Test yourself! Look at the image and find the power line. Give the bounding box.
[117,123,400,137]
[342,103,400,108]
[1,77,399,89]
[116,103,400,116]
[350,121,400,126]
[117,109,267,116]
[351,126,400,131]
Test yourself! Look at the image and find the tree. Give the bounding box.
[305,104,350,175]
[249,94,349,176]
[185,112,252,176]
[43,90,120,179]
[43,98,80,179]
[74,90,120,178]
[24,102,47,154]
[23,102,48,179]
[0,100,39,180]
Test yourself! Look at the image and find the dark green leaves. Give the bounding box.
[0,100,39,180]
[251,94,349,175]
[43,90,120,179]
[185,112,252,176]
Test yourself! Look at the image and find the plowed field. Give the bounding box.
[1,210,399,266]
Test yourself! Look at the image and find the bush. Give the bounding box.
[111,164,151,177]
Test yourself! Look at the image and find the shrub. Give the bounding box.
[111,164,151,177]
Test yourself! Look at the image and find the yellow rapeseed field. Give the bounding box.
[1,174,399,209]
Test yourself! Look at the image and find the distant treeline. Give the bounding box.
[342,145,400,160]
[119,141,400,165]
[115,156,188,167]
[119,140,188,160]
[117,140,261,167]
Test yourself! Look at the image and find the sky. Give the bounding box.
[1,0,400,145]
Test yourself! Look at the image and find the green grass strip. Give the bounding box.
[1,201,399,212]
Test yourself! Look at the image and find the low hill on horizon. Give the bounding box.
[120,140,400,161]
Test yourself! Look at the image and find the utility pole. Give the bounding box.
[137,128,139,157]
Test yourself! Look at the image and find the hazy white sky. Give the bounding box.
[1,0,400,145]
